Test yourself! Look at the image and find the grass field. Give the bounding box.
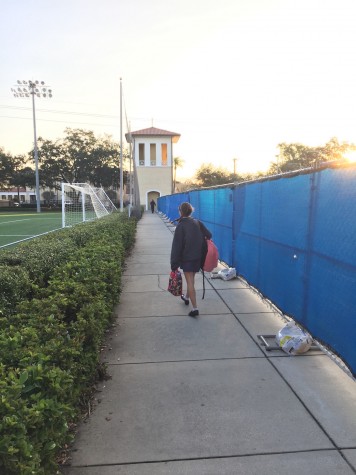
[0,211,63,248]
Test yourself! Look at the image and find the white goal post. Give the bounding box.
[61,183,117,228]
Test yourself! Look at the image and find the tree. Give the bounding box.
[0,151,35,200]
[42,190,56,204]
[89,134,129,188]
[10,163,36,202]
[173,156,184,192]
[0,148,15,188]
[321,137,356,162]
[194,163,242,188]
[36,137,67,188]
[269,137,356,174]
[36,128,129,190]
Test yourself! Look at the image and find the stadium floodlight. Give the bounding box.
[11,80,53,213]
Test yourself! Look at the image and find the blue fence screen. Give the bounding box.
[158,165,356,377]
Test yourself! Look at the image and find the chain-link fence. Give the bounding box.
[158,164,356,377]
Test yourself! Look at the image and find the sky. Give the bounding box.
[1,0,356,180]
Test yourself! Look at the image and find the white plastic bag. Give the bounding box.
[218,268,236,281]
[275,322,313,355]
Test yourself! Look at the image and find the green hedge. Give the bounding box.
[0,212,137,474]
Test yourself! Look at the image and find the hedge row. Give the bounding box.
[0,213,137,474]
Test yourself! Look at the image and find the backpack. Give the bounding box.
[201,239,219,300]
[196,220,218,299]
[203,239,219,272]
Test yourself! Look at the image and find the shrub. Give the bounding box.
[0,233,78,288]
[0,212,137,474]
[0,266,31,316]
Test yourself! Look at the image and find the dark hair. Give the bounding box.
[179,202,193,217]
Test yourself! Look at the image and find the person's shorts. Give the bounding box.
[181,259,201,272]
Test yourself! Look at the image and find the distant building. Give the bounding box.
[126,126,180,210]
[0,186,61,207]
[0,187,36,206]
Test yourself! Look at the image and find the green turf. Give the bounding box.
[0,211,63,248]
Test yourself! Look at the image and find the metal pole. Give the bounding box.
[82,190,86,222]
[31,91,41,213]
[61,182,65,228]
[129,138,132,218]
[12,80,52,212]
[120,77,123,212]
[233,158,237,175]
[171,138,174,194]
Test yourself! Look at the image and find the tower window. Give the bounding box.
[139,143,145,166]
[161,143,167,166]
[150,144,156,166]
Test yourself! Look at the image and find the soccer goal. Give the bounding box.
[61,183,117,228]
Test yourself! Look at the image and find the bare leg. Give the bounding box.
[184,271,197,309]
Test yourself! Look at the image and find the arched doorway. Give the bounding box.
[147,191,160,212]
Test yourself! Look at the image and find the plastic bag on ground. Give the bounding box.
[218,268,236,281]
[275,321,313,355]
[211,267,237,280]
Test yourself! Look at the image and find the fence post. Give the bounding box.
[231,185,237,268]
[302,171,321,323]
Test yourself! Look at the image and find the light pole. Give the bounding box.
[11,80,53,213]
[233,157,238,175]
[119,77,123,211]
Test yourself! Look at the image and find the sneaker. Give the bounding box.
[181,295,189,305]
[188,309,199,317]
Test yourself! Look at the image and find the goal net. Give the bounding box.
[61,183,117,228]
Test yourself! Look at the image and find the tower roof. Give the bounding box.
[126,126,180,143]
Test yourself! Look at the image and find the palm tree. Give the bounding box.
[173,156,184,192]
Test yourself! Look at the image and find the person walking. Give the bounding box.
[170,202,212,317]
[150,199,156,213]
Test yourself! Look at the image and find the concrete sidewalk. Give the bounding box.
[62,211,356,475]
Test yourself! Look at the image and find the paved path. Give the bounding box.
[62,211,356,474]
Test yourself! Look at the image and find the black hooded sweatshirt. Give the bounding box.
[170,217,212,271]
